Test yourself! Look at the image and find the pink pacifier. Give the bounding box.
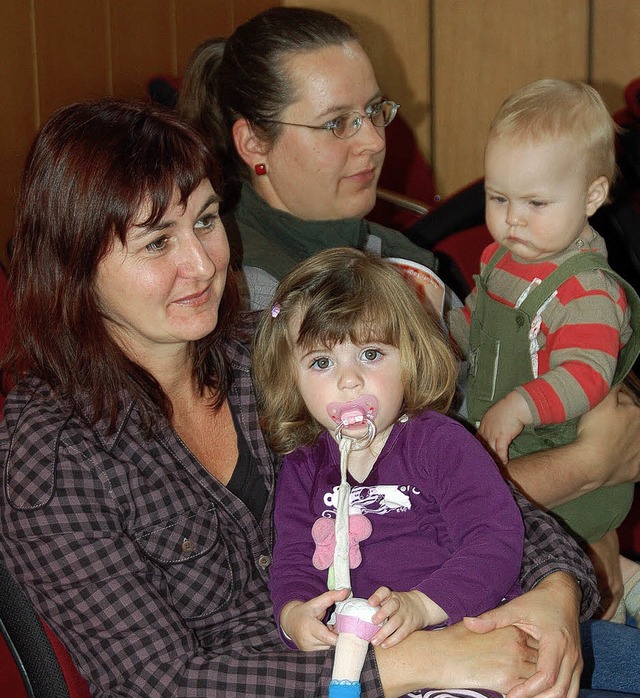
[326,395,378,450]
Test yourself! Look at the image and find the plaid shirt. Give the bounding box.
[0,323,597,697]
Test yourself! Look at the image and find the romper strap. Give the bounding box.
[478,245,509,281]
[518,253,607,313]
[518,252,640,384]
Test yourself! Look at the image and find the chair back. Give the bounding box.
[0,262,11,417]
[0,558,90,697]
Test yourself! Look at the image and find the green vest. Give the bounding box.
[467,247,640,543]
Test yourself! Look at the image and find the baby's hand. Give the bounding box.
[279,588,349,651]
[368,587,447,648]
[478,391,532,464]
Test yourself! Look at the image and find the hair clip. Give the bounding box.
[270,303,281,318]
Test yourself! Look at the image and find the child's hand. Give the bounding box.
[279,588,349,651]
[477,390,532,464]
[368,587,448,648]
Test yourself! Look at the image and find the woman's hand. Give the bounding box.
[506,384,640,508]
[376,620,538,697]
[279,588,349,651]
[463,572,582,698]
[575,384,640,487]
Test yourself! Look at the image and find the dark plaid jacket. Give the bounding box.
[0,324,597,697]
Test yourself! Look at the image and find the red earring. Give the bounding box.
[254,163,267,176]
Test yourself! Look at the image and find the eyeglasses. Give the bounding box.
[259,100,400,140]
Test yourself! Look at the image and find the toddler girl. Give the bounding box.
[253,247,525,697]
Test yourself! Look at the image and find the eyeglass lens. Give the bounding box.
[334,101,398,138]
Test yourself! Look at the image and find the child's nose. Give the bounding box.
[506,204,524,226]
[337,365,363,391]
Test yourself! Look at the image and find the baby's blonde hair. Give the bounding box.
[252,248,458,454]
[489,79,617,184]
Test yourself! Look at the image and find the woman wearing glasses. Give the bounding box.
[178,8,435,312]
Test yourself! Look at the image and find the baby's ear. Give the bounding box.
[586,175,609,216]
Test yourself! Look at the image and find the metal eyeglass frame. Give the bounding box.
[257,100,400,140]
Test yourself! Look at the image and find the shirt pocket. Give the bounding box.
[468,324,500,402]
[135,505,233,620]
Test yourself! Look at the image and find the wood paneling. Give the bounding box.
[34,0,111,122]
[0,1,36,266]
[432,0,589,195]
[0,0,274,264]
[592,0,640,112]
[233,0,275,26]
[175,0,275,72]
[175,1,233,74]
[110,0,176,97]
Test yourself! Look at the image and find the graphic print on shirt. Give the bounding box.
[322,484,417,517]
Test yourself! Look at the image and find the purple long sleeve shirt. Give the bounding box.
[271,410,524,642]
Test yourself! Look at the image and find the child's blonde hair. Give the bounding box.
[252,247,458,454]
[489,79,617,184]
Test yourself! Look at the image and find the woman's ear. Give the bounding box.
[232,118,269,170]
[586,175,609,216]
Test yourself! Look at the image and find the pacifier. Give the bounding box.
[327,395,378,450]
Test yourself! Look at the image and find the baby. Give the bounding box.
[448,79,640,624]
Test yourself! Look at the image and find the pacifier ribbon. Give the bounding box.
[323,396,379,592]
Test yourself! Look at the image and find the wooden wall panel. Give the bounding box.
[110,0,176,97]
[0,0,274,264]
[432,0,589,196]
[175,1,233,74]
[285,0,431,164]
[175,1,279,74]
[34,0,111,122]
[233,0,277,26]
[592,0,640,112]
[0,1,37,266]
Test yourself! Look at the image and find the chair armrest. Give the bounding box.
[376,187,430,216]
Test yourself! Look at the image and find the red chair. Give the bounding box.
[0,558,91,698]
[0,262,12,418]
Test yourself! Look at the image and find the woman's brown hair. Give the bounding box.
[4,98,239,433]
[178,7,359,191]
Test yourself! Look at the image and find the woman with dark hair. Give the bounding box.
[0,97,599,697]
[7,99,238,428]
[178,7,437,311]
